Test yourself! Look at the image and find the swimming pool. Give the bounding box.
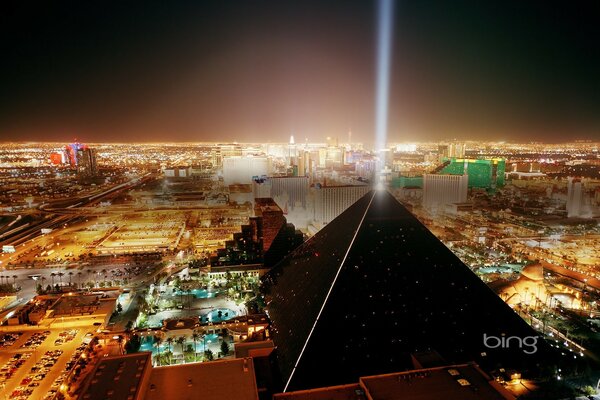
[173,288,218,299]
[201,308,236,323]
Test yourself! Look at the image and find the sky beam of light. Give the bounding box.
[374,0,395,155]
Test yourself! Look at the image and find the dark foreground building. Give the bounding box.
[262,190,554,392]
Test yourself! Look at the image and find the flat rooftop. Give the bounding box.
[50,293,117,317]
[80,352,152,400]
[145,358,259,400]
[274,384,365,400]
[360,364,512,400]
[275,364,513,400]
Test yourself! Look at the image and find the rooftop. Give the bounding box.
[275,363,513,400]
[145,358,259,400]
[80,352,152,400]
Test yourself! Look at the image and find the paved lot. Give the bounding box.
[0,327,92,399]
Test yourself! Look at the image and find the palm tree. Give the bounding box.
[58,272,64,286]
[68,271,74,286]
[176,336,186,361]
[191,331,200,361]
[154,336,163,365]
[77,272,83,288]
[50,273,56,286]
[165,337,174,364]
[12,275,17,287]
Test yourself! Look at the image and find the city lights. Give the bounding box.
[0,1,599,399]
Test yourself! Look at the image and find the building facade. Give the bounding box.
[422,174,468,209]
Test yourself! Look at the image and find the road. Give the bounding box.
[0,174,153,250]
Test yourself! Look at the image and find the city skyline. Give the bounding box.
[1,0,600,144]
[1,138,600,398]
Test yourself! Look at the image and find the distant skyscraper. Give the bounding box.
[438,143,465,161]
[422,173,468,209]
[212,144,243,168]
[77,147,98,177]
[567,177,584,218]
[65,142,87,167]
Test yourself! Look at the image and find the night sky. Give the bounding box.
[1,0,599,144]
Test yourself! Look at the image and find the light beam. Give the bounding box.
[374,0,395,158]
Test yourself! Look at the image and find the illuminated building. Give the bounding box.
[438,158,505,190]
[296,149,310,177]
[288,135,297,163]
[313,184,370,228]
[391,175,423,189]
[211,144,243,168]
[77,147,98,177]
[254,198,287,253]
[211,198,303,269]
[438,143,465,160]
[262,190,552,392]
[567,177,584,218]
[65,142,87,167]
[422,174,468,209]
[164,166,190,178]
[253,176,310,210]
[355,159,377,180]
[49,152,66,165]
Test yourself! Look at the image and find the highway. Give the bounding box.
[0,175,154,249]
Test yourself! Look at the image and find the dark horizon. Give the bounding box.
[1,0,600,145]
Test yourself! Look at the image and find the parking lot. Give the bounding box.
[0,327,90,399]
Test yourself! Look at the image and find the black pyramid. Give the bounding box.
[262,190,551,392]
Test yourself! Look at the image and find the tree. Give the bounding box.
[176,336,186,356]
[220,340,229,357]
[204,349,214,361]
[165,337,174,364]
[116,302,123,313]
[125,334,141,353]
[154,336,163,365]
[191,331,200,361]
[36,284,44,295]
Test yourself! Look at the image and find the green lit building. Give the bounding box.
[391,175,423,189]
[439,158,505,190]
